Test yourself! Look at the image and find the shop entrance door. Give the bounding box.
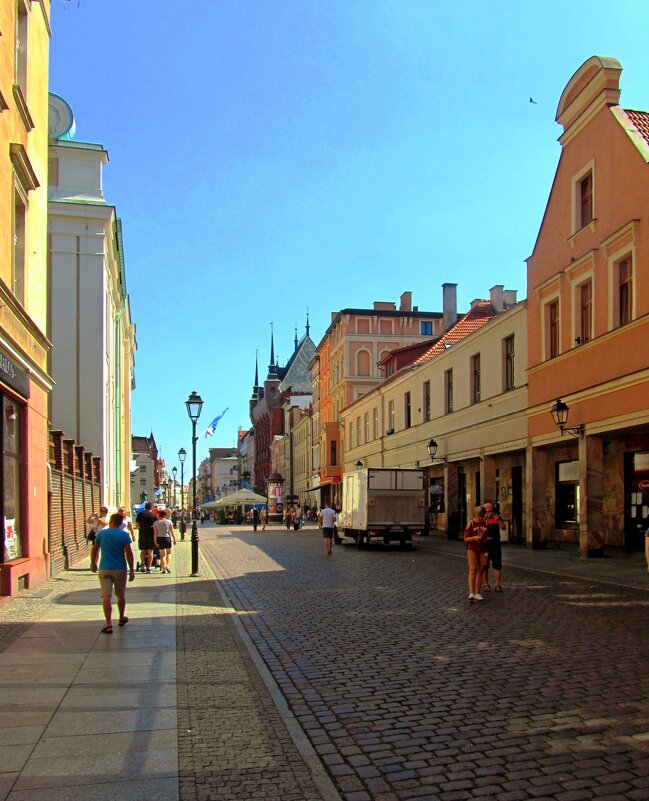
[624,451,649,551]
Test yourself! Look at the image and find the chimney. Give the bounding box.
[503,289,518,307]
[442,283,457,331]
[399,291,412,312]
[490,285,504,313]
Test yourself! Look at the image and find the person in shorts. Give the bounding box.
[482,502,507,593]
[86,506,108,543]
[153,509,176,574]
[91,512,135,633]
[319,502,336,556]
[135,502,157,573]
[118,506,136,543]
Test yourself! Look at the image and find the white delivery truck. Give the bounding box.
[340,467,426,548]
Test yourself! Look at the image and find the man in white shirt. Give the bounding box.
[319,502,337,556]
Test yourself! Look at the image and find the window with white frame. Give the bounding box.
[364,412,369,443]
[372,407,379,439]
[387,400,395,432]
[423,380,431,422]
[471,354,481,404]
[503,335,515,391]
[616,255,633,327]
[544,299,560,359]
[404,391,411,428]
[577,280,592,344]
[571,162,595,234]
[444,369,453,414]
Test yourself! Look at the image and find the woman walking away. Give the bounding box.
[153,509,176,574]
[464,507,491,603]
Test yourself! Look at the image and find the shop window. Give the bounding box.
[555,460,579,529]
[2,398,23,562]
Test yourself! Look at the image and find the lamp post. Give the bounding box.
[186,391,204,576]
[178,447,186,539]
[172,466,178,512]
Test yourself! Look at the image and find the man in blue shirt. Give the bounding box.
[91,512,135,633]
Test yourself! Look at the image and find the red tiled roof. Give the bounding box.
[413,300,496,365]
[623,109,649,146]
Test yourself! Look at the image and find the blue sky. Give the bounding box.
[49,0,649,470]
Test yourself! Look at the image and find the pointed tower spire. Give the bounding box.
[268,323,279,377]
[253,350,259,395]
[305,308,310,338]
[294,322,298,351]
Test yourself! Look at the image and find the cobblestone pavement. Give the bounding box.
[201,524,649,801]
[174,542,338,801]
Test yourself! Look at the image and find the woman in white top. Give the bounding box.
[118,506,136,542]
[152,509,176,573]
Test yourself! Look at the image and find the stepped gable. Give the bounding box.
[413,300,496,366]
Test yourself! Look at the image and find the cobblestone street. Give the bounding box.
[202,523,649,801]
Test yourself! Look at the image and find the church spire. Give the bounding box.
[252,350,259,395]
[305,309,310,338]
[294,322,298,351]
[268,323,278,377]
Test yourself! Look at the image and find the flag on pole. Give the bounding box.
[203,408,229,438]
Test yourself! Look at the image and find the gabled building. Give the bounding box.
[130,434,160,507]
[526,56,649,555]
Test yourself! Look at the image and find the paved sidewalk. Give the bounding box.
[0,541,338,801]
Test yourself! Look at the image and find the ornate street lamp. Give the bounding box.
[172,466,178,511]
[178,447,186,540]
[185,391,204,575]
[550,398,584,438]
[427,439,447,465]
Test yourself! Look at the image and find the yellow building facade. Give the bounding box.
[0,0,52,595]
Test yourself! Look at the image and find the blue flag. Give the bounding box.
[203,407,229,438]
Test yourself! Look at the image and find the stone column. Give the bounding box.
[482,454,497,505]
[527,443,548,549]
[445,463,460,539]
[580,435,604,557]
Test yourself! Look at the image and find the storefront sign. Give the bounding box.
[0,349,29,400]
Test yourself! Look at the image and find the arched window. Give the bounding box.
[357,350,371,376]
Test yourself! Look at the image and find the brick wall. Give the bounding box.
[49,431,102,574]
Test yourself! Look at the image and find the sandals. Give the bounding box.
[101,625,113,634]
[481,585,491,593]
[118,616,129,627]
[495,586,503,593]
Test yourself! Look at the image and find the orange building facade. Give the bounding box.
[310,290,451,507]
[527,57,649,555]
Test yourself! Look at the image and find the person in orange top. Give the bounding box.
[464,506,491,603]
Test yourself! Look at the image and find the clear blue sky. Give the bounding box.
[49,0,649,470]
